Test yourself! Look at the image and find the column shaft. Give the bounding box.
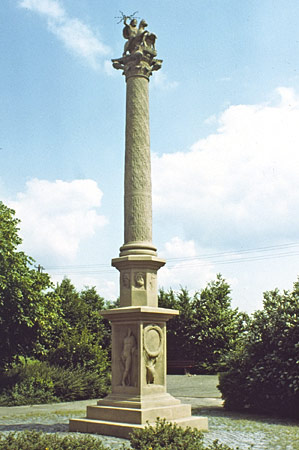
[121,75,156,256]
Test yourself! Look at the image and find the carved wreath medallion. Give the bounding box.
[143,324,162,358]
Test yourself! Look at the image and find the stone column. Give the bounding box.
[110,35,165,307]
[122,74,154,255]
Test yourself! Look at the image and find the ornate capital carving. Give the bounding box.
[112,53,162,80]
[112,17,162,80]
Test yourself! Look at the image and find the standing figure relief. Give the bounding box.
[121,328,136,386]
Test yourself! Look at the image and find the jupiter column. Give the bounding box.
[111,17,165,307]
[69,16,208,438]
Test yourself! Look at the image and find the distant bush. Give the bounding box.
[50,365,110,401]
[218,279,299,418]
[128,418,237,450]
[0,376,58,406]
[0,430,109,450]
[0,360,110,405]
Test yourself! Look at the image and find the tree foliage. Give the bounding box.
[218,279,299,418]
[159,275,247,373]
[47,278,111,371]
[0,202,64,368]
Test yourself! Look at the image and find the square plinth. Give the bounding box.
[69,401,208,439]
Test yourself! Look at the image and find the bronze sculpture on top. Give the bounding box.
[69,15,208,438]
[112,16,162,77]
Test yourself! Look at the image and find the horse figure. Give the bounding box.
[123,19,157,57]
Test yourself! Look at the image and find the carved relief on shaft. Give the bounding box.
[124,76,152,245]
[125,194,152,243]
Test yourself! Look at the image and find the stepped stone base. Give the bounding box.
[69,401,208,439]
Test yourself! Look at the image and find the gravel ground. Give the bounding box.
[1,376,298,450]
[0,375,222,448]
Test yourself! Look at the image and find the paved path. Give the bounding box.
[0,397,223,418]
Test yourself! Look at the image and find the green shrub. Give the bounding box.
[128,418,236,450]
[0,426,245,450]
[0,430,109,450]
[218,279,299,418]
[49,365,110,401]
[0,360,110,405]
[0,359,58,405]
[0,376,58,406]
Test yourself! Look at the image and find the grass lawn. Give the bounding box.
[167,374,221,398]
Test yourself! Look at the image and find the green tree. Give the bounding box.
[0,202,64,368]
[159,275,247,373]
[218,279,299,418]
[159,288,195,361]
[191,275,247,372]
[54,278,111,348]
[47,278,111,371]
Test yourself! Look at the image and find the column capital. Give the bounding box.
[112,53,162,80]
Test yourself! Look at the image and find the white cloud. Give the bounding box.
[19,0,110,70]
[163,236,197,258]
[9,179,108,261]
[151,71,178,90]
[158,237,216,292]
[20,0,65,19]
[104,59,116,77]
[158,260,216,293]
[153,87,299,248]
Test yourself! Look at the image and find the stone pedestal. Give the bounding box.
[112,255,165,307]
[69,307,208,438]
[69,16,207,438]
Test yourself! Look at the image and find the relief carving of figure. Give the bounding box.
[146,357,156,384]
[135,272,145,289]
[149,273,156,289]
[121,328,136,386]
[122,272,130,288]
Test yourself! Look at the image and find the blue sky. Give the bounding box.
[2,0,299,312]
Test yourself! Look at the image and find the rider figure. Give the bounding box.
[122,18,138,56]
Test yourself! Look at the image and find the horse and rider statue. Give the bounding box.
[122,17,157,57]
